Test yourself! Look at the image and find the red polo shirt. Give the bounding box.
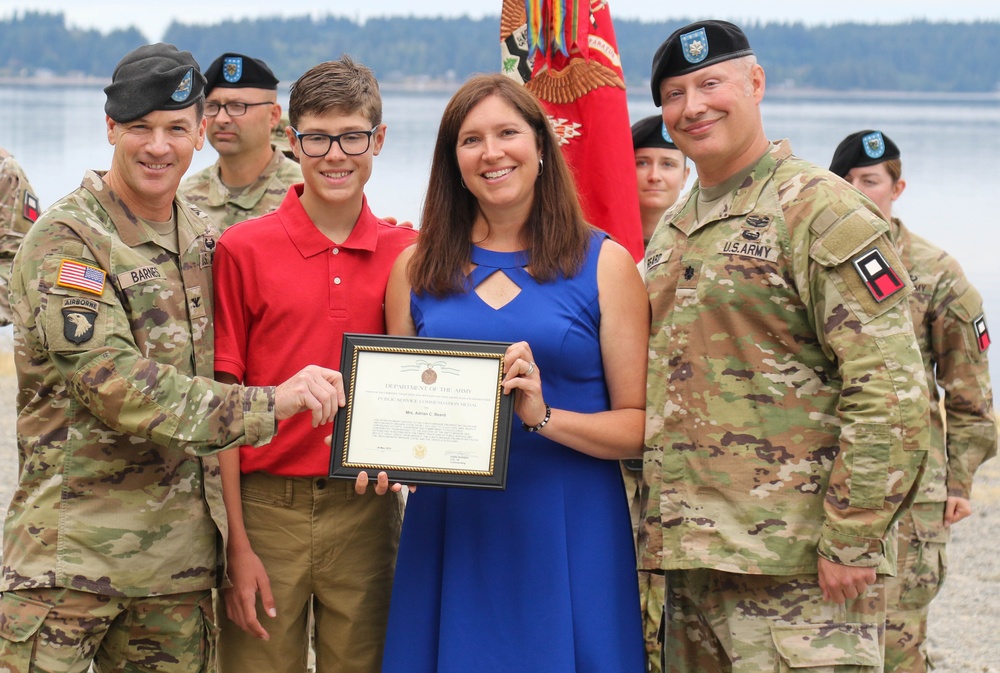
[213,184,417,476]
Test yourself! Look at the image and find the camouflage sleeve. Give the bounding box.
[804,204,930,567]
[0,154,40,326]
[929,271,997,499]
[15,217,277,455]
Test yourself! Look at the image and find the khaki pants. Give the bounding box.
[0,587,214,673]
[219,472,402,673]
[662,569,886,673]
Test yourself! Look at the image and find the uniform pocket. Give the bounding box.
[0,592,52,672]
[197,593,219,673]
[771,622,882,670]
[848,424,892,509]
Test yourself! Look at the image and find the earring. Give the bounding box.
[538,157,544,176]
[461,177,467,189]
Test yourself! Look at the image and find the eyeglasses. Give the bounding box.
[290,127,378,157]
[204,101,274,117]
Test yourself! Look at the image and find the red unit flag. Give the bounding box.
[501,0,644,262]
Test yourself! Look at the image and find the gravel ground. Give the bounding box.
[0,349,996,669]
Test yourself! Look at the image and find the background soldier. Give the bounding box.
[640,21,930,672]
[0,147,40,325]
[0,43,341,673]
[181,52,301,230]
[830,129,997,673]
[631,114,690,246]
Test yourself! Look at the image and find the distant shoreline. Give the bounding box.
[2,76,998,104]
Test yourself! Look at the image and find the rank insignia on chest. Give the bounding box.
[57,259,106,296]
[974,314,991,352]
[851,247,904,302]
[22,190,39,223]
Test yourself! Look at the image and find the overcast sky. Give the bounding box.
[5,0,1000,41]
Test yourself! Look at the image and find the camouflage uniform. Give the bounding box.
[0,170,279,671]
[0,147,40,325]
[622,464,666,673]
[883,218,996,673]
[641,140,930,672]
[180,146,301,231]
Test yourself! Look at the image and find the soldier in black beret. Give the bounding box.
[649,20,753,106]
[629,115,689,244]
[180,52,301,231]
[104,42,206,123]
[641,19,930,673]
[829,129,901,182]
[0,40,343,673]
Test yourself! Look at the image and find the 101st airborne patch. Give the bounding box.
[61,297,99,344]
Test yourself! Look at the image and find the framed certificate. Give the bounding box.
[330,333,513,489]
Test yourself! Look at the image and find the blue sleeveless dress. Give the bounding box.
[381,231,644,673]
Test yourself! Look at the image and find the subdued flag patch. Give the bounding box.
[57,259,106,296]
[851,247,904,302]
[974,314,990,352]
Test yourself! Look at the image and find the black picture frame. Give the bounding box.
[330,333,513,489]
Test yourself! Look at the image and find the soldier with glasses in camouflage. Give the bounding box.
[181,52,302,231]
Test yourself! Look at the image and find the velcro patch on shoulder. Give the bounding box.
[851,247,905,302]
[810,210,882,267]
[57,259,106,296]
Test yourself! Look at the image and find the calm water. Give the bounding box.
[2,85,999,382]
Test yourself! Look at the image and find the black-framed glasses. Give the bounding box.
[291,127,378,157]
[204,101,274,117]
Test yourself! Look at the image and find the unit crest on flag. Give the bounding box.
[547,116,583,146]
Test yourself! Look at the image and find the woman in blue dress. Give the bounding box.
[380,74,649,673]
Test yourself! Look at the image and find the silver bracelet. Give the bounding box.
[522,404,552,432]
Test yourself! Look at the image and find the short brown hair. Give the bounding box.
[883,158,903,183]
[288,55,381,129]
[409,74,591,297]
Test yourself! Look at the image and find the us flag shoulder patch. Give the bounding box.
[851,247,905,302]
[974,314,990,353]
[57,259,106,296]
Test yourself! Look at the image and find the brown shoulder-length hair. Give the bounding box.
[409,73,591,297]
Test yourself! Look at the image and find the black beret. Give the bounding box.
[631,115,678,151]
[829,130,901,178]
[650,20,754,106]
[104,43,205,123]
[204,53,279,94]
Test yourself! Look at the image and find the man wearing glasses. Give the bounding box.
[181,52,302,231]
[211,56,415,673]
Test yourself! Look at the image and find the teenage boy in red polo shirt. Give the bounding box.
[211,56,417,673]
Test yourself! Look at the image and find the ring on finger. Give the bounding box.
[525,361,535,377]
